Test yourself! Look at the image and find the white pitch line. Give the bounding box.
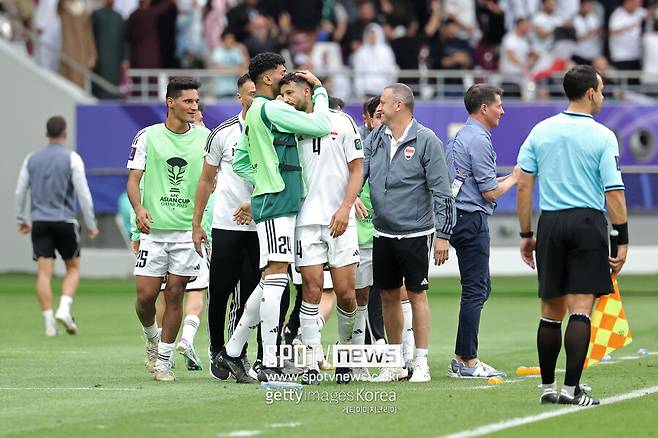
[0,387,140,391]
[217,431,262,437]
[441,385,658,438]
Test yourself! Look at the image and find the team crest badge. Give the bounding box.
[404,146,415,160]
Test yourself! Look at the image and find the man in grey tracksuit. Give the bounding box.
[363,83,455,383]
[15,116,99,337]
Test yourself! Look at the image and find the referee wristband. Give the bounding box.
[519,231,534,238]
[612,223,629,245]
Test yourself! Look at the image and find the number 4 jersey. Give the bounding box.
[296,109,364,227]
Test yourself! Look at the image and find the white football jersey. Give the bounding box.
[296,110,364,227]
[205,113,256,231]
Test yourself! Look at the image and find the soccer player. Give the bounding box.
[516,65,628,405]
[364,84,455,383]
[15,116,99,336]
[279,73,364,384]
[446,84,519,379]
[193,73,262,380]
[126,77,210,381]
[216,53,332,382]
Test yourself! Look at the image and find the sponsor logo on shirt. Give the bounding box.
[160,157,191,208]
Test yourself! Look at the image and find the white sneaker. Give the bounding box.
[153,362,175,381]
[55,311,78,334]
[371,367,408,382]
[45,322,57,337]
[144,336,159,373]
[409,363,431,383]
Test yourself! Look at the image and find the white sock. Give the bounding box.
[542,382,557,394]
[57,295,73,315]
[562,385,576,398]
[352,305,368,346]
[259,274,288,367]
[155,341,175,369]
[401,300,415,363]
[226,280,264,358]
[317,315,326,331]
[336,305,356,345]
[415,348,428,367]
[301,301,321,370]
[43,309,55,325]
[180,315,200,344]
[142,322,159,341]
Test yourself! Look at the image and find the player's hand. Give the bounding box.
[520,237,536,269]
[192,223,208,257]
[329,205,350,238]
[434,237,449,265]
[88,228,99,239]
[354,197,368,220]
[17,223,31,234]
[135,207,153,234]
[609,244,628,274]
[131,240,140,255]
[233,202,252,225]
[295,70,321,87]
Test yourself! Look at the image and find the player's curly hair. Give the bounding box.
[248,52,286,84]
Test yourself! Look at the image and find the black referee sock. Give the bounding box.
[537,317,562,385]
[564,313,591,388]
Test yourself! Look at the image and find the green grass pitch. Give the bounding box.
[0,274,656,437]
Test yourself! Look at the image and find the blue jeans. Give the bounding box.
[450,210,491,360]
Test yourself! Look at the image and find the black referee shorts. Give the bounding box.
[31,221,80,261]
[372,235,432,292]
[536,208,612,299]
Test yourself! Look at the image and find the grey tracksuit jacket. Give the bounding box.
[363,119,455,239]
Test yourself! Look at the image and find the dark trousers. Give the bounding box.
[366,287,386,343]
[208,229,260,356]
[450,210,491,360]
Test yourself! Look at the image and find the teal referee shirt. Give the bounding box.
[517,111,624,211]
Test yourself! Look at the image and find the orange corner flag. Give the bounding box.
[584,273,632,368]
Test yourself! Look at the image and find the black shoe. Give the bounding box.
[540,391,558,404]
[558,389,600,406]
[335,367,352,385]
[240,353,252,375]
[209,351,229,380]
[218,348,257,383]
[301,368,321,385]
[257,366,286,383]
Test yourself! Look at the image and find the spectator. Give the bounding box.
[113,0,139,19]
[209,31,249,97]
[477,0,506,46]
[554,0,579,23]
[593,55,622,100]
[203,0,230,51]
[243,14,281,57]
[444,0,481,41]
[176,0,207,68]
[33,0,61,71]
[608,0,650,72]
[500,0,540,31]
[227,0,268,43]
[532,0,562,56]
[572,0,602,65]
[352,23,398,97]
[92,0,128,99]
[344,0,378,54]
[309,42,352,100]
[436,18,473,70]
[127,0,173,68]
[58,0,97,89]
[154,0,179,68]
[283,0,323,33]
[499,17,537,95]
[642,20,658,88]
[380,0,418,39]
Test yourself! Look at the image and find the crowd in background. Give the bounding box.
[2,0,658,99]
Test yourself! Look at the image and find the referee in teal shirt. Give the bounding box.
[516,65,629,407]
